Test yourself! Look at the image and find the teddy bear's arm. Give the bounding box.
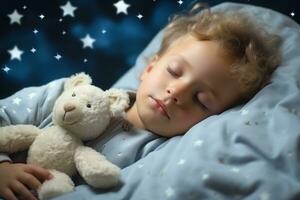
[74,146,121,189]
[0,125,41,153]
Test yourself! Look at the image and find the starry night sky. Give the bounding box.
[0,0,299,98]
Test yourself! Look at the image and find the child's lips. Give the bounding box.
[150,96,170,120]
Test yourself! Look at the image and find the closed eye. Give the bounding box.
[167,66,180,77]
[194,95,208,110]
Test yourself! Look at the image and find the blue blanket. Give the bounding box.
[1,2,300,200]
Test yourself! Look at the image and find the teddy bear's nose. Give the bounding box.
[64,103,76,112]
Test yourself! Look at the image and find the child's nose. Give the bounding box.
[166,82,189,104]
[166,89,178,103]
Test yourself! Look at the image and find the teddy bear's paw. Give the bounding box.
[38,170,74,200]
[82,161,121,189]
[75,146,121,188]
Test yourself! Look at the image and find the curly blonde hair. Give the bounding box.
[157,4,282,101]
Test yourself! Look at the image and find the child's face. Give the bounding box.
[128,35,243,137]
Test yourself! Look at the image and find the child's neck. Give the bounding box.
[125,103,145,129]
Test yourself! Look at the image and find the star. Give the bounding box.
[165,187,175,197]
[59,18,63,22]
[137,164,144,168]
[33,29,38,34]
[177,159,186,165]
[290,12,295,17]
[83,58,88,63]
[202,173,210,181]
[241,109,249,115]
[60,1,77,17]
[137,14,143,19]
[2,65,10,73]
[259,192,270,200]
[193,139,203,147]
[54,53,62,60]
[12,97,22,105]
[101,29,107,34]
[62,31,66,35]
[80,34,96,48]
[8,9,23,24]
[27,108,32,113]
[113,0,130,15]
[178,0,183,5]
[231,167,240,173]
[28,92,37,99]
[23,5,27,10]
[8,46,24,61]
[30,48,36,53]
[39,14,45,19]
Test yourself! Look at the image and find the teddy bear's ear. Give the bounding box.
[64,72,92,90]
[105,89,130,117]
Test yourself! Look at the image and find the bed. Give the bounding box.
[1,2,300,200]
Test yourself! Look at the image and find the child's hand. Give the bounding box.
[0,162,53,200]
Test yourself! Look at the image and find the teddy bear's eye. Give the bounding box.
[86,103,91,108]
[72,92,76,97]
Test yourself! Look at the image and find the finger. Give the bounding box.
[24,164,52,181]
[1,188,18,200]
[18,173,42,190]
[10,181,37,200]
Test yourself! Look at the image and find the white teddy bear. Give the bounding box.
[0,72,129,200]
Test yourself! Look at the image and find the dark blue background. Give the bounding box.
[0,0,299,98]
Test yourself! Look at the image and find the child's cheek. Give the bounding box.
[177,110,203,127]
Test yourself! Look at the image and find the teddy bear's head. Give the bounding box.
[52,73,129,141]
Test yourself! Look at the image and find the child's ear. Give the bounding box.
[140,55,159,81]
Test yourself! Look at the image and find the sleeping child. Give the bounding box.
[0,3,281,200]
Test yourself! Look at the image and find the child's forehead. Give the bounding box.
[166,34,228,58]
[164,36,233,69]
[167,34,196,49]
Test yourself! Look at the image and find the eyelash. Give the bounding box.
[194,95,208,110]
[167,66,180,77]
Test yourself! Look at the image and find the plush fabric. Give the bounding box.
[1,2,300,200]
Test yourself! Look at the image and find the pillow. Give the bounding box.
[55,2,300,200]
